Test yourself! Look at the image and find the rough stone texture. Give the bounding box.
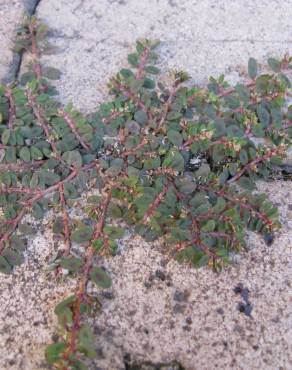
[0,0,38,83]
[0,183,291,370]
[0,1,292,369]
[97,182,292,370]
[35,0,292,111]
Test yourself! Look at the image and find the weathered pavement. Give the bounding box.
[0,1,291,369]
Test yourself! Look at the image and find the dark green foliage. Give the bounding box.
[0,16,291,370]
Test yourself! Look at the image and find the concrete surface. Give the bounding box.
[0,1,291,369]
[35,0,292,111]
[0,0,38,83]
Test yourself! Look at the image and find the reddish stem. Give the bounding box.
[5,88,16,130]
[58,110,90,151]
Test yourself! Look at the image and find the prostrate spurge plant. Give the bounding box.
[0,16,291,369]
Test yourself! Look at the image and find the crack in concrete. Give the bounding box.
[13,0,42,81]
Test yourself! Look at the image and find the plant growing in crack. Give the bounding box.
[0,15,291,369]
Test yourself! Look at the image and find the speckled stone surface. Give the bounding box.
[35,0,292,111]
[0,1,291,369]
[0,0,38,83]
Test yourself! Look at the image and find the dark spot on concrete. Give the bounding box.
[253,345,259,351]
[233,324,244,334]
[51,333,59,342]
[173,303,186,314]
[233,283,243,295]
[144,281,152,289]
[102,291,114,299]
[264,233,274,246]
[216,307,224,315]
[155,269,166,281]
[234,283,253,317]
[185,316,192,325]
[271,316,280,323]
[168,0,177,6]
[237,302,253,317]
[182,325,191,331]
[174,289,189,302]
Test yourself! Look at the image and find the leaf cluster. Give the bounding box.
[0,17,291,369]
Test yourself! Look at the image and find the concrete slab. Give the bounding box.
[36,0,292,111]
[0,0,38,83]
[0,1,291,369]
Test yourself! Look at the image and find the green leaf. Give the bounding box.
[248,57,258,79]
[212,145,225,162]
[166,112,182,121]
[267,58,281,73]
[143,77,155,89]
[195,163,210,178]
[106,158,124,177]
[30,146,43,160]
[145,66,160,74]
[19,147,31,162]
[239,149,248,165]
[2,249,22,266]
[72,226,94,243]
[104,225,124,239]
[167,129,183,147]
[1,129,10,145]
[120,68,134,79]
[163,150,184,172]
[0,256,12,274]
[127,53,139,67]
[55,295,76,315]
[60,257,83,272]
[143,157,160,170]
[20,71,37,85]
[202,220,216,232]
[62,150,83,168]
[42,66,61,80]
[5,146,16,163]
[89,266,112,288]
[78,324,96,358]
[213,197,226,213]
[238,176,256,190]
[39,170,60,186]
[134,110,148,125]
[53,217,64,234]
[45,342,65,364]
[257,105,270,127]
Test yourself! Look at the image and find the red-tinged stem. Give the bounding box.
[181,131,215,149]
[216,189,274,231]
[0,164,96,254]
[228,146,285,184]
[115,81,150,116]
[121,137,148,158]
[5,88,16,130]
[156,85,178,131]
[26,90,76,169]
[0,160,46,172]
[135,47,150,80]
[63,192,111,365]
[28,22,42,80]
[58,110,90,151]
[59,183,71,256]
[218,81,255,98]
[142,184,169,223]
[26,90,58,153]
[0,187,37,195]
[0,208,26,253]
